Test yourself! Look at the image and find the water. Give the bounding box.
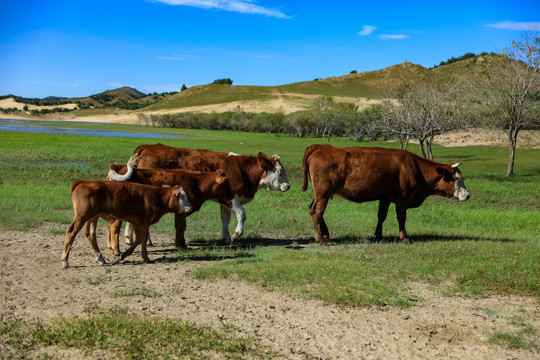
[0,119,183,139]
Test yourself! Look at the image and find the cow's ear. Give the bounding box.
[257,152,274,170]
[215,175,228,184]
[435,166,451,178]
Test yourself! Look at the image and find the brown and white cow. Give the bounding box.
[106,164,235,250]
[302,144,470,244]
[128,143,291,243]
[62,180,192,268]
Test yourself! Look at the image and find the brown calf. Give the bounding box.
[106,164,234,251]
[62,180,192,268]
[302,144,470,244]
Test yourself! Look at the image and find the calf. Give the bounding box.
[129,143,291,243]
[302,144,470,244]
[106,164,234,251]
[61,180,192,268]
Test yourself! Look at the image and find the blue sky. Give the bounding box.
[1,0,539,98]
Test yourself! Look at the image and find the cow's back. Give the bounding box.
[306,145,420,203]
[135,144,225,171]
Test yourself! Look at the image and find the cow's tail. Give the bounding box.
[302,145,319,192]
[127,152,141,168]
[70,179,85,193]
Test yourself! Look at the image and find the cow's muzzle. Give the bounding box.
[455,188,470,201]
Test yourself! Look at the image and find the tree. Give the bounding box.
[475,32,540,175]
[181,84,187,92]
[381,79,461,159]
[311,95,335,141]
[212,78,233,85]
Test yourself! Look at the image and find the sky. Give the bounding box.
[1,0,539,99]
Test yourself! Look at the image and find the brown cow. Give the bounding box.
[129,143,291,243]
[106,164,234,251]
[302,144,470,244]
[61,180,192,268]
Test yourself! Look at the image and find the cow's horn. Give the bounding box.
[451,162,462,168]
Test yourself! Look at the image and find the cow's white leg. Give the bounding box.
[231,196,246,242]
[125,222,134,245]
[220,205,232,243]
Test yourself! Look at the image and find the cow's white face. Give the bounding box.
[177,186,193,213]
[259,156,291,192]
[451,163,470,201]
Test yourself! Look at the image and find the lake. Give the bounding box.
[0,119,183,139]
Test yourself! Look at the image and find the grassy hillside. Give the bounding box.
[1,54,507,115]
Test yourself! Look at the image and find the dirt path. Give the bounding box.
[1,227,538,359]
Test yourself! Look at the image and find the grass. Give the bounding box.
[1,125,539,307]
[490,315,539,350]
[193,239,539,307]
[109,286,162,298]
[0,307,273,359]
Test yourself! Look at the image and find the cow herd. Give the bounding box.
[61,143,469,268]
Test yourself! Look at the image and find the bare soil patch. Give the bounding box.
[435,129,540,149]
[1,227,538,359]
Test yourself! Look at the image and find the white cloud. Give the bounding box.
[358,25,378,36]
[153,0,289,19]
[485,21,540,31]
[378,34,409,40]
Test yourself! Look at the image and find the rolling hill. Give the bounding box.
[1,53,505,117]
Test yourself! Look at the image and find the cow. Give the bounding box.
[301,144,470,244]
[128,143,291,244]
[61,180,192,268]
[106,164,235,251]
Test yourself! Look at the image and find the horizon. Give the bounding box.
[1,0,539,99]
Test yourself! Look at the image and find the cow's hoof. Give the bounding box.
[232,232,242,241]
[222,237,232,244]
[125,237,133,245]
[96,253,107,265]
[61,260,69,269]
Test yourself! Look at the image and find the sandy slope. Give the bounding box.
[1,227,538,359]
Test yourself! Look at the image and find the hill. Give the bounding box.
[0,53,505,118]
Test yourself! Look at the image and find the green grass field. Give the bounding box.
[1,124,539,308]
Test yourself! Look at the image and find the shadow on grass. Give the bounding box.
[112,232,516,266]
[329,233,516,245]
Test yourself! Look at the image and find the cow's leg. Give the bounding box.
[62,217,86,268]
[126,222,153,246]
[108,219,122,256]
[220,205,232,243]
[374,200,391,240]
[309,197,330,244]
[231,196,246,242]
[83,216,106,265]
[138,226,151,263]
[119,226,142,262]
[174,213,187,248]
[124,222,134,245]
[395,203,410,243]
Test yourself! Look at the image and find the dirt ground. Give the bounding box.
[1,226,538,359]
